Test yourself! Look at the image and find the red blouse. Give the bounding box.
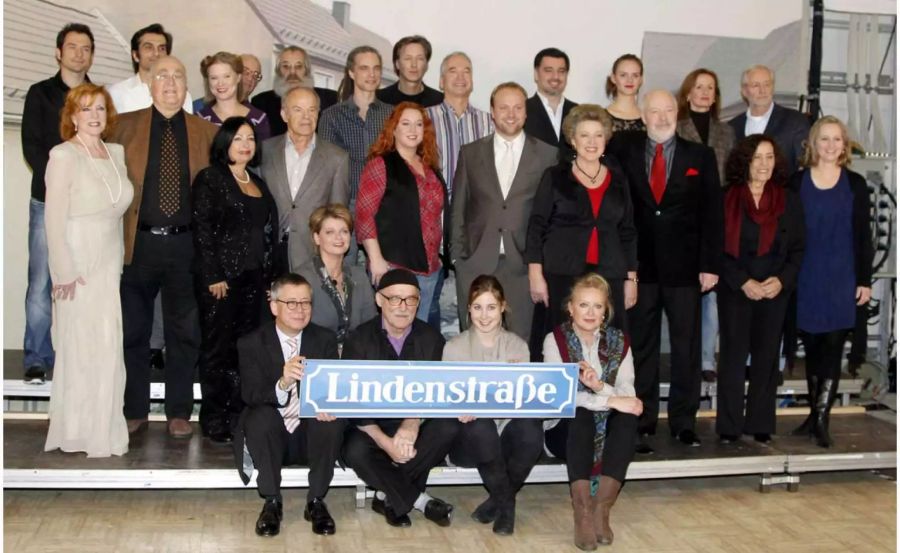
[584,169,612,265]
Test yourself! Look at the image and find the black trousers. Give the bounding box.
[716,286,790,436]
[197,268,268,433]
[343,419,460,514]
[529,270,627,362]
[630,283,700,435]
[122,232,199,420]
[243,405,347,501]
[801,329,850,381]
[545,408,637,483]
[448,418,544,503]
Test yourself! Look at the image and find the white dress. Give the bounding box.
[43,141,134,457]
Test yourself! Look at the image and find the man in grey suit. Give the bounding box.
[261,87,350,271]
[450,82,558,340]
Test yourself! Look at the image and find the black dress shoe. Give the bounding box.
[719,434,739,444]
[372,497,411,528]
[423,497,453,527]
[203,427,233,444]
[492,502,515,535]
[24,366,46,384]
[304,498,336,535]
[753,433,772,444]
[150,348,165,370]
[635,434,654,454]
[255,498,283,537]
[676,429,701,447]
[471,497,497,524]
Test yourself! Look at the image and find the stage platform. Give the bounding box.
[5,413,894,505]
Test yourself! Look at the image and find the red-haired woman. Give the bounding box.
[44,83,134,457]
[355,101,448,321]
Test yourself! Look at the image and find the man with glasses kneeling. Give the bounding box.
[233,273,345,537]
[341,268,461,528]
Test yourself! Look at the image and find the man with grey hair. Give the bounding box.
[110,56,218,439]
[425,52,494,329]
[252,46,338,136]
[608,89,723,452]
[729,64,810,171]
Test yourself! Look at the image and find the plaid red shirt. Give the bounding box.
[355,156,444,274]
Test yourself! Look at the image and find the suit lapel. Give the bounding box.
[295,143,326,204]
[664,140,690,205]
[677,119,701,144]
[127,109,152,190]
[478,137,505,201]
[764,104,783,136]
[531,94,559,146]
[267,136,292,209]
[508,136,539,197]
[629,140,656,207]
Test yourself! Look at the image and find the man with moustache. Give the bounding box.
[341,269,460,528]
[110,56,218,439]
[451,82,558,340]
[607,90,723,452]
[21,23,95,384]
[261,86,349,271]
[524,48,577,151]
[252,46,338,137]
[234,273,345,537]
[108,23,194,114]
[376,35,443,107]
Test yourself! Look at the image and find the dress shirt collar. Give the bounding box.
[285,133,316,158]
[275,325,303,359]
[151,104,186,125]
[536,91,566,115]
[441,99,475,119]
[745,101,774,123]
[493,130,526,152]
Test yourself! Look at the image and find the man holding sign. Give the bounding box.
[233,274,345,537]
[341,269,461,528]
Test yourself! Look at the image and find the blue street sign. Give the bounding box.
[298,360,579,418]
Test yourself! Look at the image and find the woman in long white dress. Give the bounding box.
[44,83,133,457]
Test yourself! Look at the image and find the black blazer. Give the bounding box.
[720,187,806,293]
[607,132,724,286]
[192,164,280,286]
[524,93,577,152]
[341,316,445,429]
[525,158,637,278]
[729,103,810,172]
[250,88,338,137]
[788,168,874,286]
[232,321,339,484]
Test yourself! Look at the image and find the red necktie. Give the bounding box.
[650,143,666,204]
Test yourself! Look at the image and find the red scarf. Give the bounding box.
[724,181,785,258]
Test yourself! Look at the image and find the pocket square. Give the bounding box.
[686,168,700,176]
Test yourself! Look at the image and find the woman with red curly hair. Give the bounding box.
[355,101,448,322]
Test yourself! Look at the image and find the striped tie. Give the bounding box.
[282,336,300,433]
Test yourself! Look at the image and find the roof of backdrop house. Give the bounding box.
[3,0,133,122]
[246,0,396,78]
[641,19,806,120]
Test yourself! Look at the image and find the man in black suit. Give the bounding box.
[728,64,810,172]
[251,46,338,136]
[233,273,345,537]
[607,90,723,452]
[341,269,460,528]
[523,47,577,152]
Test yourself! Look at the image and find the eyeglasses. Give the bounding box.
[153,72,186,83]
[276,299,312,311]
[243,70,263,82]
[379,293,420,307]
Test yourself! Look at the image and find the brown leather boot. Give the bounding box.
[592,476,622,545]
[571,480,597,551]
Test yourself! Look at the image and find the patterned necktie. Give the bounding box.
[159,118,180,216]
[282,336,300,433]
[650,143,666,204]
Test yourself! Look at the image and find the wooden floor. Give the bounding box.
[4,471,895,552]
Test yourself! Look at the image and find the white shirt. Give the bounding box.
[107,73,194,115]
[285,134,317,201]
[744,102,774,136]
[537,91,565,140]
[273,326,303,407]
[493,131,526,255]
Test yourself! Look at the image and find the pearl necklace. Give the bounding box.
[231,169,250,184]
[76,134,123,206]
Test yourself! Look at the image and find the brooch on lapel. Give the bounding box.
[685,168,700,176]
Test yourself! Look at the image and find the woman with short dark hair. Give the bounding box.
[192,116,279,443]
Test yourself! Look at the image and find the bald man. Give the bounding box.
[110,56,218,439]
[607,89,723,451]
[261,86,349,271]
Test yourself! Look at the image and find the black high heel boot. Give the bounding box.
[813,378,837,448]
[791,375,818,436]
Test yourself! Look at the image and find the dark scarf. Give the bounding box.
[724,181,785,258]
[313,256,353,345]
[553,321,626,495]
